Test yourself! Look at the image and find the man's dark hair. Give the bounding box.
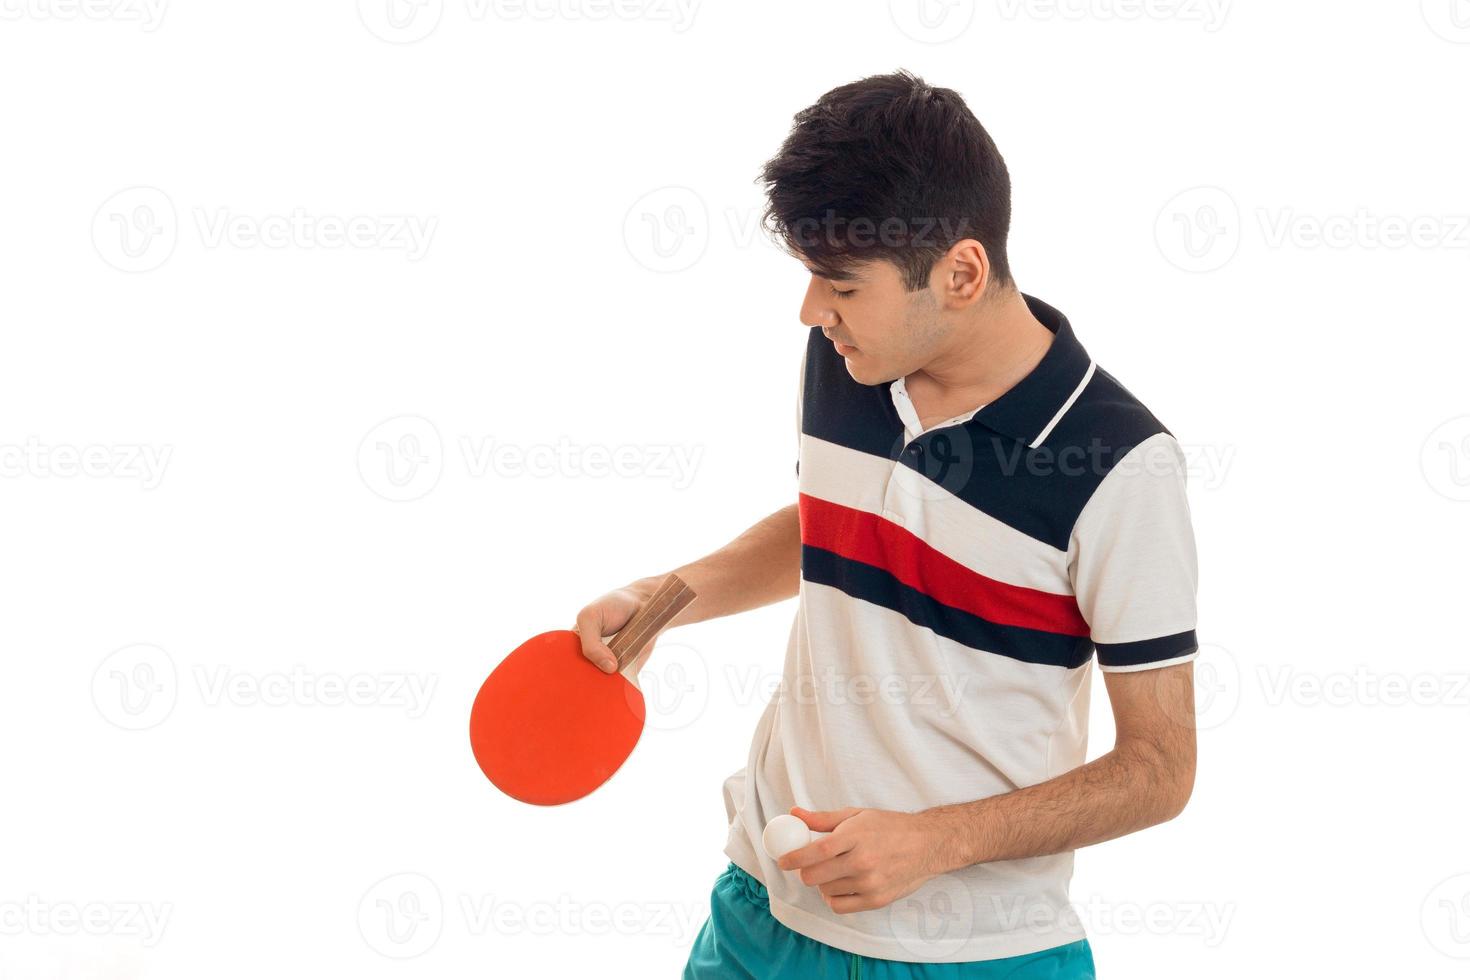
[758,69,1013,293]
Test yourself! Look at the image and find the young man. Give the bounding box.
[576,70,1199,978]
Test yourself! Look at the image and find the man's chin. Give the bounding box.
[842,357,890,387]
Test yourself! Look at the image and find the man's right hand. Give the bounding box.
[573,577,661,674]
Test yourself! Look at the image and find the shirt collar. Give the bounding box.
[969,293,1095,449]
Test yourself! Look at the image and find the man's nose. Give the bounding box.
[800,277,837,330]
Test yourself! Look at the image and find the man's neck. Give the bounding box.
[908,288,1054,406]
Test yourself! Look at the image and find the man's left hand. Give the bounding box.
[776,806,954,914]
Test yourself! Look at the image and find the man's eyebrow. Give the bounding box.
[802,263,864,283]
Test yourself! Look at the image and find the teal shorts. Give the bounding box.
[683,862,1095,980]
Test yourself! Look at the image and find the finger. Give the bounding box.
[791,806,862,833]
[826,892,881,915]
[798,854,861,888]
[573,606,619,673]
[817,876,864,898]
[779,829,854,872]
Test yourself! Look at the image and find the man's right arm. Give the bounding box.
[574,503,800,673]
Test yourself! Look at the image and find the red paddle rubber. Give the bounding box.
[469,630,645,806]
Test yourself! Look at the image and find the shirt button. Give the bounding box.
[907,444,924,457]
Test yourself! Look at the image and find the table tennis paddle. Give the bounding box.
[469,573,696,806]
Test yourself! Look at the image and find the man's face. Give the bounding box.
[799,256,946,386]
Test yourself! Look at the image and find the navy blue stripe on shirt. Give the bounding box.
[801,545,1094,670]
[1093,630,1199,669]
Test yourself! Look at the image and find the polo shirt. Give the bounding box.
[720,293,1200,963]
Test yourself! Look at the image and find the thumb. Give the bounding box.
[791,806,862,832]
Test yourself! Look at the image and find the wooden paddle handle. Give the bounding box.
[608,573,697,672]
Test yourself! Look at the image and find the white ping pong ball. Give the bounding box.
[762,814,813,860]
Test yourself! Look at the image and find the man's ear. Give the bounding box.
[934,238,991,308]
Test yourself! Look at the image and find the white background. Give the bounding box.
[3,1,1468,977]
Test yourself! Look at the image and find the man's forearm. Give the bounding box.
[924,738,1195,873]
[640,503,801,628]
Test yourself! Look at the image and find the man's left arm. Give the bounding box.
[778,662,1196,914]
[780,431,1201,914]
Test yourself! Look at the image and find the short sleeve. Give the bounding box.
[1068,431,1199,672]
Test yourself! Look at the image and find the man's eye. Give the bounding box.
[828,286,856,298]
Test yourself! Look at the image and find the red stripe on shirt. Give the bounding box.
[799,493,1090,637]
